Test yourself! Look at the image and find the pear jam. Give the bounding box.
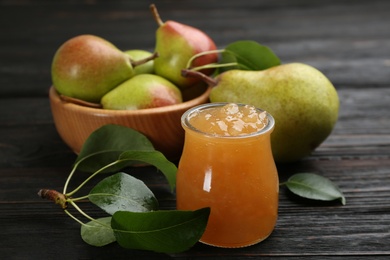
[187,103,268,136]
[176,102,279,248]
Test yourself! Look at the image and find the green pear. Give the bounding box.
[125,49,155,75]
[101,74,182,110]
[51,35,157,103]
[184,63,340,163]
[150,4,218,89]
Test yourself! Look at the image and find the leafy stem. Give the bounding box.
[63,159,82,194]
[65,158,122,197]
[69,194,90,202]
[64,206,112,230]
[64,209,86,226]
[88,192,130,201]
[69,200,112,229]
[186,49,225,68]
[38,187,110,230]
[186,49,238,72]
[68,200,95,222]
[190,62,238,72]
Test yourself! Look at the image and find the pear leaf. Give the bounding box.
[218,40,281,73]
[89,172,158,215]
[111,208,210,253]
[285,173,346,205]
[118,150,177,191]
[75,124,155,173]
[81,217,116,247]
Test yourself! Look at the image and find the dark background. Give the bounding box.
[1,0,389,98]
[1,0,389,259]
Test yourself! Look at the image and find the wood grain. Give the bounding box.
[0,0,389,259]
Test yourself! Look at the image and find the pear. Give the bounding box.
[182,63,340,163]
[51,34,157,103]
[101,74,182,110]
[150,4,218,89]
[125,49,155,75]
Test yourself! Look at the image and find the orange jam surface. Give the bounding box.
[176,103,279,248]
[188,103,268,136]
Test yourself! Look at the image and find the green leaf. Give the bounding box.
[285,173,346,205]
[75,124,155,173]
[89,172,158,215]
[118,150,177,191]
[81,217,116,247]
[218,40,281,73]
[111,208,210,254]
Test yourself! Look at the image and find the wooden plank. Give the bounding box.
[1,158,389,258]
[0,0,389,258]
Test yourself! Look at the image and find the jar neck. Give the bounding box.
[181,103,275,140]
[183,125,273,144]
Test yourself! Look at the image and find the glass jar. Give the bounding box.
[176,103,279,248]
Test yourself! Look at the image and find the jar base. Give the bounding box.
[199,233,272,248]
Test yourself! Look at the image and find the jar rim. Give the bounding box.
[181,102,275,139]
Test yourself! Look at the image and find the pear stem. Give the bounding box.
[191,62,238,72]
[181,69,218,87]
[150,4,164,26]
[38,189,68,209]
[60,95,103,109]
[130,52,159,67]
[186,49,227,69]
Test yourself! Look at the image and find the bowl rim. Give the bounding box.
[49,85,212,115]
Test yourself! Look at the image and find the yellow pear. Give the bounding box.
[101,74,182,110]
[183,63,340,162]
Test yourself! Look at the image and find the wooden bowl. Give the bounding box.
[49,84,212,160]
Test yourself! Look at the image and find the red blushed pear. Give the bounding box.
[101,74,183,110]
[51,34,157,103]
[150,4,218,89]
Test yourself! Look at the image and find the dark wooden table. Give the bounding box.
[1,0,389,259]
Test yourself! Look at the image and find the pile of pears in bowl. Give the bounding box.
[49,4,339,162]
[50,5,217,160]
